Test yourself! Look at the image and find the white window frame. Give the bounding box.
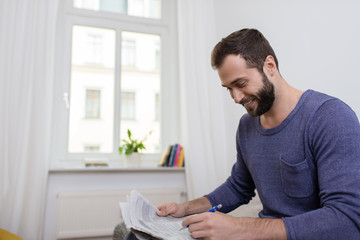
[51,0,179,168]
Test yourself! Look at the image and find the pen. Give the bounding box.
[207,204,222,212]
[179,204,222,230]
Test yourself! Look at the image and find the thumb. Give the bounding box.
[156,206,168,216]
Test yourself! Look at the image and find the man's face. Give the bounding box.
[218,54,275,117]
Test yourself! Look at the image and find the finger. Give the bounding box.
[156,209,166,216]
[182,216,193,227]
[156,204,170,216]
[191,230,207,239]
[190,223,221,240]
[182,214,204,228]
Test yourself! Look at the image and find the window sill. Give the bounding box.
[50,153,167,170]
[49,166,185,174]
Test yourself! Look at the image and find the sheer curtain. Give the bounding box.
[178,0,230,200]
[0,0,58,239]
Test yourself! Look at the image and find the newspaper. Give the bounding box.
[119,190,194,240]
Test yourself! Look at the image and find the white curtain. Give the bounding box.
[0,0,58,239]
[178,0,230,200]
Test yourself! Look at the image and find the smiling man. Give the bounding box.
[155,29,360,240]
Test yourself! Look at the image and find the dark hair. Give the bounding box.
[211,28,279,72]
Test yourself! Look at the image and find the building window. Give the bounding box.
[122,39,136,68]
[121,92,135,120]
[84,145,100,152]
[52,0,178,167]
[85,33,103,65]
[85,89,101,119]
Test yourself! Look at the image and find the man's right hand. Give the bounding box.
[156,197,212,218]
[156,202,186,218]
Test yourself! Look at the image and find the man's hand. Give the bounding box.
[182,212,287,240]
[156,202,186,218]
[183,211,240,240]
[156,196,212,218]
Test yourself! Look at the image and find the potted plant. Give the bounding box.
[119,129,151,167]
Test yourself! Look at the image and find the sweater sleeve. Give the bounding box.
[205,122,256,213]
[283,99,360,239]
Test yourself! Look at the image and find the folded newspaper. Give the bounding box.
[119,190,194,240]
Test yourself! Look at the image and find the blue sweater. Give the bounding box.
[205,90,360,239]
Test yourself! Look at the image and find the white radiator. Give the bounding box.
[56,189,186,239]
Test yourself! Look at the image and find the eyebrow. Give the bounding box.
[221,77,246,88]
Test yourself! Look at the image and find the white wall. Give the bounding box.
[213,0,360,168]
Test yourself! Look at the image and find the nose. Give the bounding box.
[232,88,244,104]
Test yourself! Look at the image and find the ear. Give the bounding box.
[263,55,277,77]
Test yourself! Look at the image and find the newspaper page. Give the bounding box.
[119,190,194,240]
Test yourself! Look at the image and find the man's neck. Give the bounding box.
[260,84,303,129]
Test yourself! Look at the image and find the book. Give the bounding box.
[164,145,174,166]
[177,147,185,167]
[168,144,177,166]
[173,144,182,167]
[158,146,171,166]
[169,144,178,166]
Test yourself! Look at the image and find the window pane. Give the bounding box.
[120,31,160,153]
[68,25,115,153]
[73,0,161,19]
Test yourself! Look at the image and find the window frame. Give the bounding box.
[51,0,179,168]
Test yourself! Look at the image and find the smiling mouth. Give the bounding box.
[242,97,255,108]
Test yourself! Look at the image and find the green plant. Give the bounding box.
[119,129,152,155]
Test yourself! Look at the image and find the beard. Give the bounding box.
[243,71,275,117]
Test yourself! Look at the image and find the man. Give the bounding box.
[156,29,360,239]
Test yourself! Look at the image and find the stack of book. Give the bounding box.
[158,144,185,167]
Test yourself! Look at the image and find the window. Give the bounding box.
[85,89,101,119]
[52,0,178,167]
[121,39,136,68]
[84,145,101,152]
[85,33,103,65]
[121,92,135,120]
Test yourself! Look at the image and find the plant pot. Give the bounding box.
[124,153,141,167]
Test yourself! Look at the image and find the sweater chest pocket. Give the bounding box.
[280,157,314,198]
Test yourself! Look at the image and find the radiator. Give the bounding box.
[56,189,186,239]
